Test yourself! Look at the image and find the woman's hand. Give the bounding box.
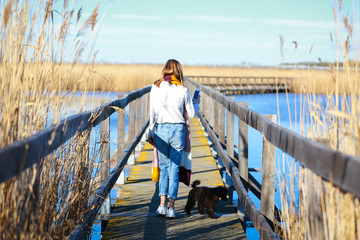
[147,136,155,146]
[147,129,155,146]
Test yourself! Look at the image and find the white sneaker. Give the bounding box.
[166,208,176,218]
[156,205,167,216]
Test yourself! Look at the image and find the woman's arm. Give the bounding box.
[148,85,156,145]
[184,89,200,119]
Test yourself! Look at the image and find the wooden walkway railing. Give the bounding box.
[2,75,360,239]
[0,86,151,239]
[185,76,360,239]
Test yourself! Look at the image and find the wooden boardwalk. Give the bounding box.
[102,118,247,239]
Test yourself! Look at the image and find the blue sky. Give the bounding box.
[66,0,358,66]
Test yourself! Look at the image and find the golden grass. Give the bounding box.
[62,63,342,94]
[0,1,102,239]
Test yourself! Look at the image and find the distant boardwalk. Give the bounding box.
[188,76,291,95]
[102,119,246,240]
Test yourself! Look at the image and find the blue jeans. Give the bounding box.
[155,123,185,200]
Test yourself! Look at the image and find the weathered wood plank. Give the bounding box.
[184,77,360,198]
[0,86,151,184]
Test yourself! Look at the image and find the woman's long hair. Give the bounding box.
[154,59,184,87]
[162,59,184,82]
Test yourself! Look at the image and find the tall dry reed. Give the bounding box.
[278,1,360,239]
[0,1,103,239]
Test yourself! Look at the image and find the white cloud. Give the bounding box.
[176,15,251,23]
[111,14,163,20]
[262,19,335,30]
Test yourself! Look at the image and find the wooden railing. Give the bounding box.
[185,76,360,239]
[0,86,151,239]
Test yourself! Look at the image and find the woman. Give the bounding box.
[148,59,200,218]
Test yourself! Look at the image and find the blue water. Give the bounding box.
[88,91,310,239]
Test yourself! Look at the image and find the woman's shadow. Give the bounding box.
[143,182,167,239]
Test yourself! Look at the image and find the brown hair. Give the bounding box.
[155,59,184,87]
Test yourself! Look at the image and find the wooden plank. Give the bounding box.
[67,120,149,240]
[0,86,151,184]
[261,114,277,223]
[238,102,249,182]
[198,111,277,239]
[184,77,360,198]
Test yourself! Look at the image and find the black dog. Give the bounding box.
[185,180,228,219]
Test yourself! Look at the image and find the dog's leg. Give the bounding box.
[198,204,205,215]
[185,190,196,216]
[207,207,217,219]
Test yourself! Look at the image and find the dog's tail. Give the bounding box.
[191,180,201,188]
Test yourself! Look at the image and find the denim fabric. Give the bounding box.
[155,123,185,199]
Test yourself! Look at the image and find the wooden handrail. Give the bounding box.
[0,86,151,184]
[184,76,360,198]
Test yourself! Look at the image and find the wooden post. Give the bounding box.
[225,97,234,203]
[236,102,249,232]
[128,101,136,141]
[226,97,234,160]
[117,95,125,184]
[100,117,110,230]
[145,93,150,121]
[140,96,147,148]
[128,100,136,164]
[136,97,142,134]
[261,114,277,222]
[199,90,204,115]
[219,104,225,145]
[136,97,142,151]
[203,93,208,120]
[210,96,215,129]
[214,99,219,136]
[238,102,249,182]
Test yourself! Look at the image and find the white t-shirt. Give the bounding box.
[149,81,199,130]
